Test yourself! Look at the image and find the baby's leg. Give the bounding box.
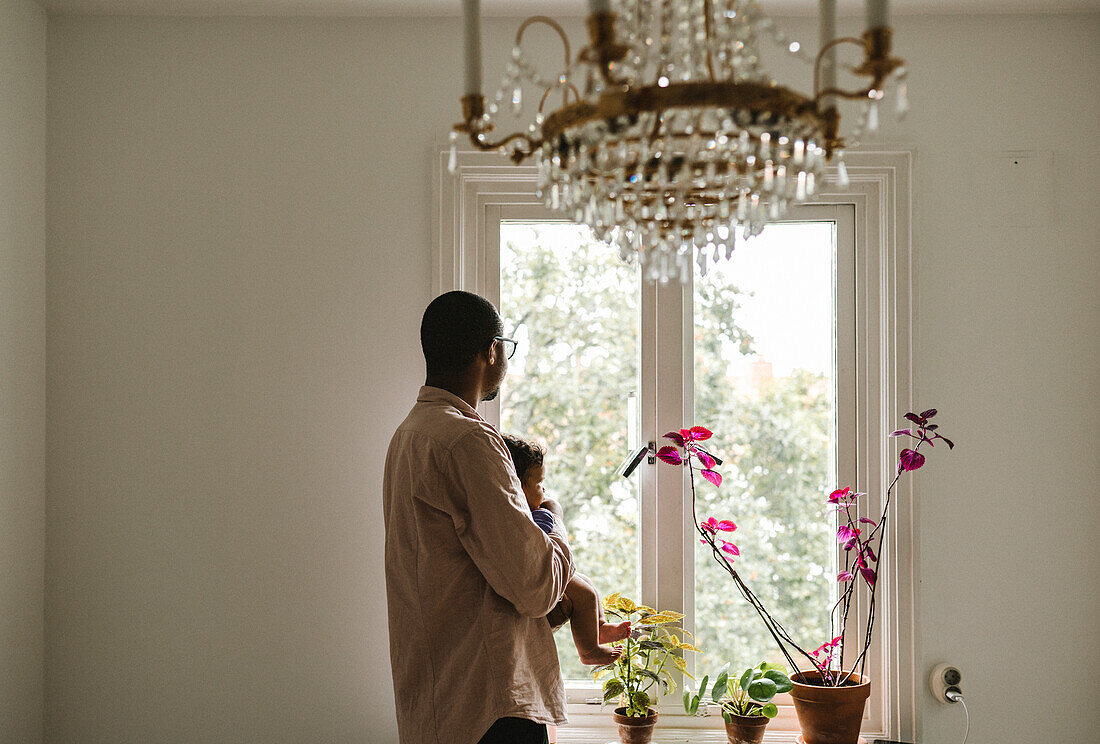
[566,574,631,666]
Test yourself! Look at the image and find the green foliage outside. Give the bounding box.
[500,223,834,682]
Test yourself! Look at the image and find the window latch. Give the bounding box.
[616,442,654,478]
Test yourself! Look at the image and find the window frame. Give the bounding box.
[433,147,916,742]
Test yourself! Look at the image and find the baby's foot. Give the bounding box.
[578,644,623,666]
[599,620,632,644]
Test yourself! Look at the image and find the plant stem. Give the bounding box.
[686,459,813,675]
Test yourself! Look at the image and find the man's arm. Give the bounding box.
[448,425,575,618]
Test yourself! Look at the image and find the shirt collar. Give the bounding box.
[416,385,484,421]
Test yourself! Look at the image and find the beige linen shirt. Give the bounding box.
[383,386,575,744]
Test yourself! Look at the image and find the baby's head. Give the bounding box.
[502,435,546,511]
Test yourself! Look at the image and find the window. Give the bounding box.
[436,149,914,741]
[498,221,641,683]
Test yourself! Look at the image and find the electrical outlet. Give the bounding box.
[929,662,962,704]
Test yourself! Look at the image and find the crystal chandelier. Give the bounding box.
[451,0,906,283]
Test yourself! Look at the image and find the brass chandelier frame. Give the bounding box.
[454,9,904,165]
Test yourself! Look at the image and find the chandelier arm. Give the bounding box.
[812,36,868,100]
[538,82,583,115]
[515,16,572,80]
[464,129,542,162]
[815,84,878,103]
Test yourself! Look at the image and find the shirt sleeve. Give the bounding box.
[446,425,575,618]
[531,508,556,534]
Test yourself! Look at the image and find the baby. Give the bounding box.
[503,434,631,666]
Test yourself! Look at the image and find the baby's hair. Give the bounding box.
[502,434,545,483]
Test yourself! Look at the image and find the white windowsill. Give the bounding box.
[556,727,885,744]
[555,727,799,743]
[555,710,886,744]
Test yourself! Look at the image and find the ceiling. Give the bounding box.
[37,0,1100,17]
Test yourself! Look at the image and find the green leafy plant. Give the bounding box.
[592,593,701,718]
[683,662,792,720]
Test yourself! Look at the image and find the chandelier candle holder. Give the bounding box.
[451,0,906,283]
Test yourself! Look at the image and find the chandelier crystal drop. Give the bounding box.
[452,0,906,283]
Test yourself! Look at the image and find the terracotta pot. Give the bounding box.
[789,671,871,744]
[722,712,769,744]
[611,707,658,744]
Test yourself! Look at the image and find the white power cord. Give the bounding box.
[945,689,970,744]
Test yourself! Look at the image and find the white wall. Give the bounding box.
[0,0,46,742]
[43,11,1098,744]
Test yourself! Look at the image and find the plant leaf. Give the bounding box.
[739,668,756,692]
[711,672,729,701]
[762,669,792,693]
[747,677,778,702]
[722,709,732,724]
[602,678,625,702]
[630,691,650,714]
[701,469,723,487]
[671,654,694,679]
[663,431,686,446]
[638,611,684,624]
[683,690,693,715]
[898,448,925,472]
[656,446,683,465]
[695,449,717,469]
[688,425,713,441]
[761,702,779,718]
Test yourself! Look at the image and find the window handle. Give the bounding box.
[616,442,654,478]
[617,442,723,478]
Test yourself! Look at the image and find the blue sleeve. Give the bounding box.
[531,508,555,534]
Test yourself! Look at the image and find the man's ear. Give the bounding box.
[484,341,499,366]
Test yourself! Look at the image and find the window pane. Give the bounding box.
[692,223,838,670]
[499,222,641,682]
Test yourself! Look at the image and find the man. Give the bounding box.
[383,291,575,744]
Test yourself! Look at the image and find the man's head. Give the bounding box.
[502,435,546,510]
[420,290,507,401]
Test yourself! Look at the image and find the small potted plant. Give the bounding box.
[684,663,792,744]
[593,593,701,744]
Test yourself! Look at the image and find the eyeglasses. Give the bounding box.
[494,336,518,360]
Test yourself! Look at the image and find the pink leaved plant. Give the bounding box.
[658,410,954,687]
